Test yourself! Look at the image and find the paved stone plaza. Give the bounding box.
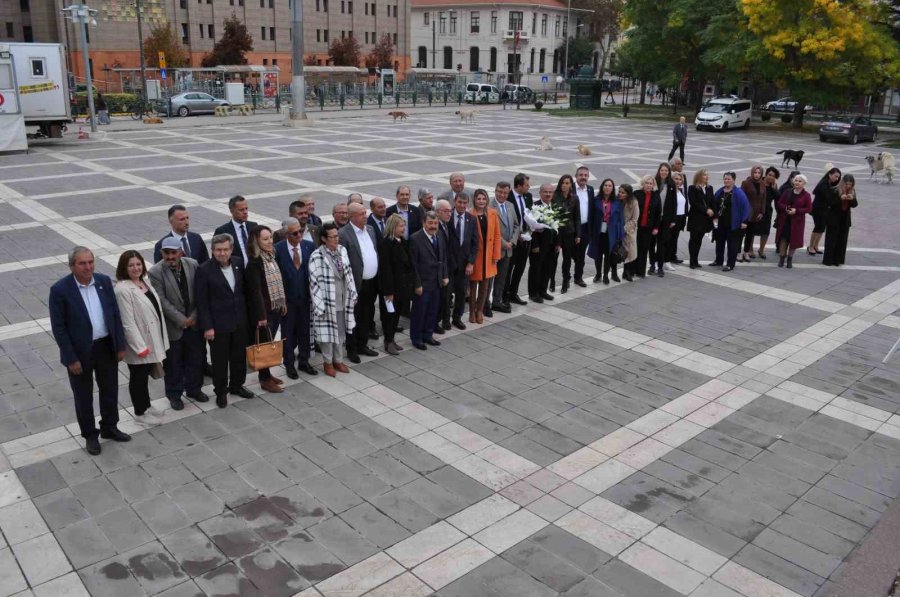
[0,111,899,597]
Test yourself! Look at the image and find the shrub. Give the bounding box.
[72,92,139,114]
[534,100,544,111]
[780,114,793,124]
[760,111,772,122]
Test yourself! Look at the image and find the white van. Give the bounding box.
[464,83,501,104]
[694,97,752,131]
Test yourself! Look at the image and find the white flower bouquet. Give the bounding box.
[527,203,568,232]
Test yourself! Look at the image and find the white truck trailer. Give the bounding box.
[2,42,71,138]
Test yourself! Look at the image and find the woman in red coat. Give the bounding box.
[774,173,812,269]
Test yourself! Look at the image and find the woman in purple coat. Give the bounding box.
[775,174,812,269]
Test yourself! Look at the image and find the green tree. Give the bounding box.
[143,22,189,68]
[364,34,394,69]
[201,13,254,66]
[741,0,900,125]
[572,0,624,76]
[560,37,595,73]
[328,36,362,67]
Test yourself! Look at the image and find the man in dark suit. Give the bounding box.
[340,203,380,362]
[148,237,207,411]
[213,195,257,269]
[275,218,317,378]
[49,246,130,455]
[417,188,435,221]
[506,173,533,305]
[153,205,209,264]
[274,198,319,245]
[306,196,323,227]
[367,197,388,246]
[668,116,688,163]
[195,233,255,408]
[447,193,479,329]
[436,172,470,204]
[386,185,422,238]
[572,166,595,287]
[408,211,448,350]
[528,183,560,303]
[435,199,457,332]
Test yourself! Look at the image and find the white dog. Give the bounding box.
[455,110,477,124]
[865,152,895,183]
[538,136,553,151]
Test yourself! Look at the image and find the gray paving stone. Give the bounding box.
[133,493,192,536]
[170,480,227,523]
[236,546,309,597]
[300,473,363,513]
[140,455,197,491]
[562,575,624,597]
[739,461,813,497]
[204,434,259,467]
[529,525,612,574]
[357,451,419,488]
[233,497,297,543]
[181,415,230,442]
[294,437,352,471]
[178,444,229,480]
[307,515,379,566]
[752,528,843,579]
[679,438,749,471]
[387,440,446,474]
[438,555,558,597]
[272,531,346,583]
[33,487,90,530]
[195,562,261,597]
[78,555,145,597]
[663,510,747,558]
[753,451,828,485]
[802,487,882,528]
[236,425,290,456]
[593,558,684,597]
[733,543,825,597]
[427,465,494,504]
[55,518,119,569]
[235,459,293,495]
[119,540,188,595]
[159,525,227,577]
[95,506,157,553]
[368,487,440,533]
[92,442,137,474]
[340,502,410,548]
[329,461,392,499]
[348,418,403,449]
[642,460,716,498]
[501,540,588,593]
[684,496,767,542]
[14,460,66,497]
[198,512,265,559]
[50,450,102,486]
[269,485,332,529]
[106,465,163,503]
[659,449,732,483]
[785,500,869,543]
[767,439,841,472]
[816,474,892,512]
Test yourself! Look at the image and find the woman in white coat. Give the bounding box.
[114,251,170,425]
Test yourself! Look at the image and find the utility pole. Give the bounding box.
[431,15,436,68]
[135,0,147,102]
[285,0,308,124]
[62,4,99,133]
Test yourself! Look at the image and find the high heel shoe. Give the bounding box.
[806,247,816,256]
[778,255,785,268]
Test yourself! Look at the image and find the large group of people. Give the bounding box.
[48,164,859,455]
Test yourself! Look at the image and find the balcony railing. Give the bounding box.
[502,29,529,41]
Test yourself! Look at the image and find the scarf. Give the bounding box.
[261,251,286,311]
[325,247,345,274]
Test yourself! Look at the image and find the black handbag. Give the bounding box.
[612,239,628,261]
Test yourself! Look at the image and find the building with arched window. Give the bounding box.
[409,0,568,87]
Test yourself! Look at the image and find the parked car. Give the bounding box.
[695,97,752,131]
[464,84,501,104]
[765,97,813,113]
[165,92,230,117]
[819,115,878,144]
[502,84,535,103]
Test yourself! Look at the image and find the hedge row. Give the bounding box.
[71,92,139,114]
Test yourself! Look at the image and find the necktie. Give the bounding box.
[431,235,437,250]
[456,214,463,246]
[500,202,508,226]
[379,220,384,235]
[180,235,191,257]
[239,224,248,251]
[293,246,301,269]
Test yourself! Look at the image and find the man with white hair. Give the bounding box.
[418,188,435,221]
[437,172,470,204]
[339,202,380,362]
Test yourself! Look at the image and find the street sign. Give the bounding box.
[158,52,167,69]
[160,68,167,80]
[541,75,549,83]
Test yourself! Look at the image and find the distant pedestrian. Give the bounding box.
[668,116,688,163]
[96,92,110,125]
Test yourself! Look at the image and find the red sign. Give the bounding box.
[0,92,4,107]
[264,73,277,97]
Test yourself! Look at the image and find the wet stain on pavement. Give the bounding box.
[210,531,263,558]
[182,556,225,576]
[295,562,346,582]
[100,562,130,580]
[129,551,184,582]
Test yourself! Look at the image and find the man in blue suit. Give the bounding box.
[213,195,258,269]
[49,246,130,455]
[153,205,209,264]
[275,218,317,378]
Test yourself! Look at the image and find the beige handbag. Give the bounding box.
[246,326,283,371]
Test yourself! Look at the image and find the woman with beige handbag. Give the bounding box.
[114,251,169,426]
[245,226,287,393]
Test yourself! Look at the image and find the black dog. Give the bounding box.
[776,149,804,168]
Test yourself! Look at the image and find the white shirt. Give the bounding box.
[354,224,378,280]
[77,277,108,341]
[676,187,687,215]
[576,185,590,225]
[232,220,249,263]
[221,265,236,291]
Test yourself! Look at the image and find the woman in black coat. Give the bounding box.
[808,167,841,255]
[378,214,416,355]
[551,174,582,293]
[822,174,858,266]
[687,169,715,269]
[755,166,780,259]
[245,225,287,394]
[651,163,674,275]
[634,175,662,278]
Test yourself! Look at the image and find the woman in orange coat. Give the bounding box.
[468,188,502,324]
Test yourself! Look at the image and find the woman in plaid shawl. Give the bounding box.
[245,225,287,394]
[309,223,358,377]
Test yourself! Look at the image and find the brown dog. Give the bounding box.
[388,111,409,122]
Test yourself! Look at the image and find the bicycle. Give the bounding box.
[130,99,157,120]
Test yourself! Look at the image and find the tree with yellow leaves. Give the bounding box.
[741,0,900,125]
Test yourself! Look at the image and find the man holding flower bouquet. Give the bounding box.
[527,183,562,303]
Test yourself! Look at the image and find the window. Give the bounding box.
[364,2,368,13]
[507,52,520,76]
[541,14,547,35]
[392,32,397,43]
[209,24,214,37]
[417,46,427,67]
[324,29,329,41]
[269,0,274,7]
[261,26,266,40]
[181,23,189,43]
[199,24,205,38]
[23,25,32,42]
[323,0,328,11]
[348,1,352,13]
[270,26,275,40]
[371,31,375,41]
[443,46,452,69]
[261,0,265,7]
[532,13,536,34]
[555,16,560,36]
[263,58,268,65]
[439,12,446,34]
[423,12,428,25]
[370,3,375,14]
[19,0,29,11]
[238,0,243,6]
[341,30,345,38]
[179,0,186,8]
[229,0,234,5]
[509,11,523,31]
[315,0,319,10]
[490,11,497,33]
[470,11,479,33]
[489,46,497,71]
[529,47,535,72]
[539,48,545,72]
[30,58,46,77]
[317,29,321,42]
[364,32,368,43]
[562,18,567,38]
[348,30,353,38]
[449,12,456,34]
[5,22,13,37]
[272,59,277,65]
[341,1,344,13]
[469,47,479,71]
[386,4,389,16]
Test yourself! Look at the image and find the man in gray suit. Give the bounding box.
[339,202,380,362]
[437,172,470,204]
[489,181,521,314]
[668,116,688,163]
[409,211,448,350]
[148,237,208,410]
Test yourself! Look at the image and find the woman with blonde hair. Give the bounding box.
[687,169,715,269]
[634,175,661,278]
[468,189,502,323]
[378,214,415,354]
[775,173,812,269]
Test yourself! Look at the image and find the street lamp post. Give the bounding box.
[286,0,307,124]
[62,4,99,133]
[135,0,147,103]
[431,13,436,68]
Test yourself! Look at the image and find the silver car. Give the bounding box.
[166,92,230,117]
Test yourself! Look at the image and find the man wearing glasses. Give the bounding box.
[275,217,317,378]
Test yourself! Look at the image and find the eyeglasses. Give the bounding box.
[287,230,301,236]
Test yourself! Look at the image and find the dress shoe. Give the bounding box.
[441,320,452,330]
[384,342,399,356]
[623,272,634,281]
[169,397,185,411]
[574,278,587,288]
[230,386,255,399]
[334,362,350,374]
[187,391,209,403]
[593,274,602,282]
[689,263,702,269]
[433,326,445,335]
[100,428,131,442]
[85,436,101,455]
[216,394,228,408]
[603,276,610,285]
[347,353,361,364]
[413,342,427,350]
[649,266,657,275]
[424,337,441,346]
[509,295,527,305]
[285,365,299,379]
[540,292,554,301]
[778,255,786,267]
[368,330,380,341]
[260,378,283,393]
[397,326,405,333]
[561,280,569,294]
[452,319,467,330]
[360,346,379,357]
[549,280,555,292]
[722,266,734,272]
[392,341,404,352]
[299,362,318,375]
[483,308,493,318]
[709,261,722,267]
[611,273,621,282]
[270,375,283,385]
[674,259,684,264]
[492,303,511,314]
[786,257,793,269]
[657,270,665,277]
[530,295,544,304]
[323,363,336,377]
